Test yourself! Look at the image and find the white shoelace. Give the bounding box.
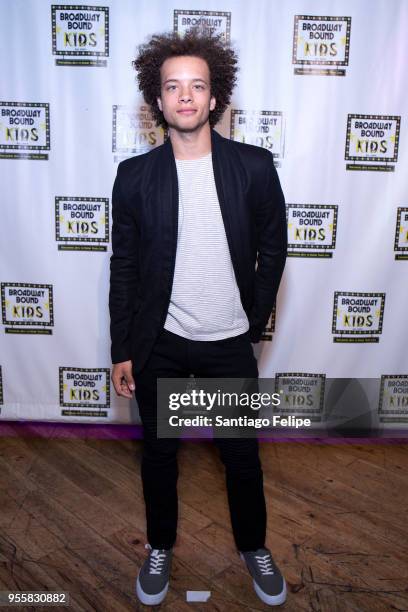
[145,543,167,575]
[255,553,275,575]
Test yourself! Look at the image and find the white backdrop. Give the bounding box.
[1,0,407,425]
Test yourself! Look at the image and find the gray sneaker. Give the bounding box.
[136,543,173,606]
[240,547,287,606]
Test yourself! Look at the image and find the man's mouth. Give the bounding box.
[177,109,197,115]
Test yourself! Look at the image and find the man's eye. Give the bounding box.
[166,85,176,91]
[194,85,204,90]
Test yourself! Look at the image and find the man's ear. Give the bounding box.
[210,96,216,111]
[157,97,163,112]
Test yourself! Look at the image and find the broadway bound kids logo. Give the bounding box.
[332,291,385,343]
[378,375,408,425]
[55,196,109,251]
[112,105,164,161]
[59,367,110,417]
[1,283,54,335]
[345,114,401,172]
[287,204,338,258]
[0,102,50,160]
[173,10,231,42]
[230,110,285,167]
[275,373,326,422]
[51,5,109,66]
[394,207,408,260]
[293,15,351,76]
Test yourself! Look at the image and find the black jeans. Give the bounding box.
[133,327,267,552]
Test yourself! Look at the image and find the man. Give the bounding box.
[109,30,288,607]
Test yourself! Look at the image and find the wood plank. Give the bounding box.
[262,450,408,539]
[0,437,407,611]
[0,451,129,539]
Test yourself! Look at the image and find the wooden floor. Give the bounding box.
[0,432,407,611]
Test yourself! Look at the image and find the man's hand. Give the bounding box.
[112,360,135,398]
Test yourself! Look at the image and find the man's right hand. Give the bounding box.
[112,360,135,398]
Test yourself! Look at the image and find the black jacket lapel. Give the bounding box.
[211,129,245,288]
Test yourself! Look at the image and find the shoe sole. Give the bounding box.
[240,553,287,606]
[136,574,169,606]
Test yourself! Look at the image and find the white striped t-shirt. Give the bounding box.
[163,152,249,340]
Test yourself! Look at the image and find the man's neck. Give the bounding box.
[169,123,212,160]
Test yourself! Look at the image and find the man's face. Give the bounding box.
[157,55,216,133]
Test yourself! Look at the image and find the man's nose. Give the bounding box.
[179,88,192,103]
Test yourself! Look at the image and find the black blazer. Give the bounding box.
[109,128,287,373]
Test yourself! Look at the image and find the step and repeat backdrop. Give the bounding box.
[1,0,407,428]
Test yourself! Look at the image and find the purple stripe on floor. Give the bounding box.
[0,420,407,444]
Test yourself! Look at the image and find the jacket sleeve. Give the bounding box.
[249,153,287,342]
[109,162,140,364]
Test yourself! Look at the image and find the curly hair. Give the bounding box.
[133,29,238,128]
